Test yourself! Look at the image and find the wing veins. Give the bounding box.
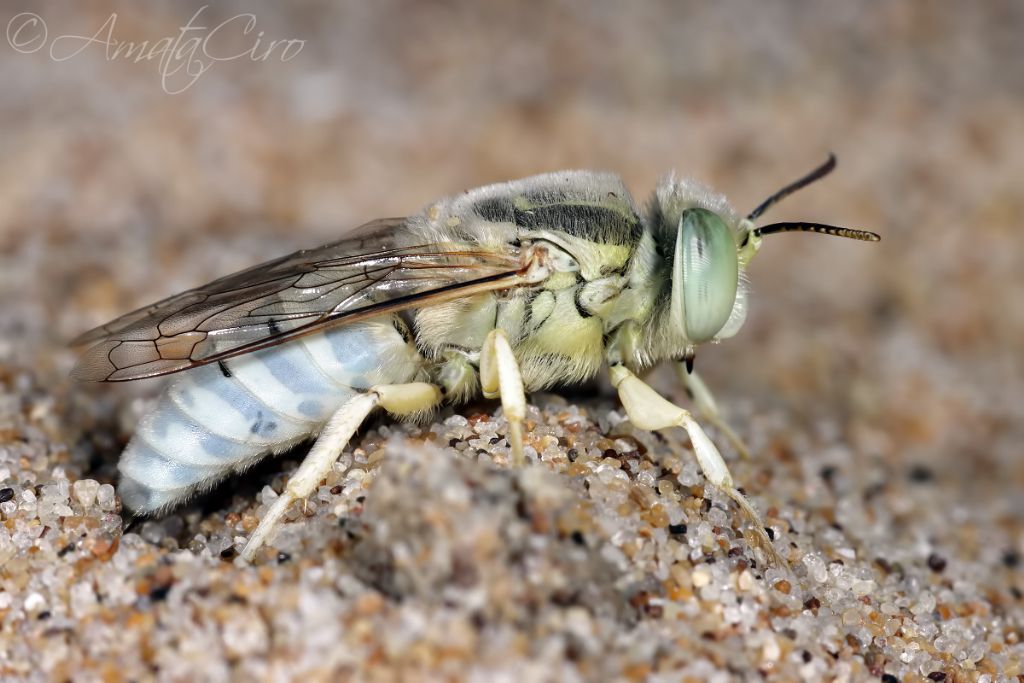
[178,268,524,370]
[74,226,526,382]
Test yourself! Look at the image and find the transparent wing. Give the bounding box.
[72,218,524,381]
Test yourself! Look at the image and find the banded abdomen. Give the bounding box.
[118,316,423,514]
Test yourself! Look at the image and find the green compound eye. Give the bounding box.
[675,208,739,344]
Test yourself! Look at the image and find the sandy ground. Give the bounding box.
[0,2,1022,681]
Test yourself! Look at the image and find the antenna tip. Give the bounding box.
[843,228,881,241]
[752,222,882,242]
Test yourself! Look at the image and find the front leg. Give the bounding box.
[674,363,752,459]
[610,364,782,565]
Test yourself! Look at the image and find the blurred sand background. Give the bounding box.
[0,2,1022,681]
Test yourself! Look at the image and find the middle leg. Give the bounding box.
[479,328,527,466]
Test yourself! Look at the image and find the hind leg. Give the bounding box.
[242,382,442,561]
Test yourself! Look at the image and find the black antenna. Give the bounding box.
[753,222,880,241]
[747,153,837,221]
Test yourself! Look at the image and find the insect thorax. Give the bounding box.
[413,248,626,397]
[405,169,750,400]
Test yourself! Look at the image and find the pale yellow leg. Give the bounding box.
[479,328,527,466]
[611,365,782,565]
[241,382,442,562]
[675,363,752,459]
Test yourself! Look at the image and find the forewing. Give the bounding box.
[73,218,523,381]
